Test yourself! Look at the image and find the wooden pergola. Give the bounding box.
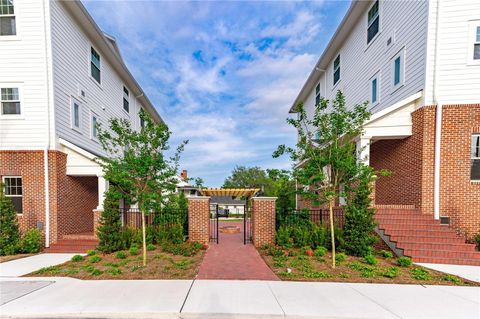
[198,188,260,198]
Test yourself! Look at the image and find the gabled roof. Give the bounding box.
[60,1,164,124]
[290,0,370,113]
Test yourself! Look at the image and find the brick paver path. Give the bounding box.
[196,221,279,280]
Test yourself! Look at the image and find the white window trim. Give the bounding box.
[315,82,321,106]
[0,0,20,40]
[70,96,82,133]
[369,72,380,107]
[0,83,24,119]
[472,133,480,181]
[90,110,99,141]
[2,176,23,215]
[332,54,341,89]
[122,85,130,115]
[467,20,480,65]
[365,0,381,49]
[391,47,405,93]
[89,45,102,88]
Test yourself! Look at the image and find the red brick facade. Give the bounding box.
[0,150,99,245]
[251,197,276,247]
[188,197,210,244]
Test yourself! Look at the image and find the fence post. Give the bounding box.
[251,197,277,247]
[187,196,210,244]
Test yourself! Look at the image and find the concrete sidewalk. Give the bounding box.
[1,277,479,318]
[0,254,79,277]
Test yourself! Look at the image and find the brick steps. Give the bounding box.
[44,238,98,253]
[375,208,480,266]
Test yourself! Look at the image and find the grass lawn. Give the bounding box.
[219,218,243,222]
[26,243,205,280]
[0,254,35,263]
[259,246,479,286]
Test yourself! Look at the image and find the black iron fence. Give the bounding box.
[119,207,188,235]
[276,208,345,230]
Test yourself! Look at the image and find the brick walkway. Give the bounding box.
[196,221,279,280]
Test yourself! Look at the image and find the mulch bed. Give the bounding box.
[0,254,34,263]
[25,246,205,280]
[259,247,479,286]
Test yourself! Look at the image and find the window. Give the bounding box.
[392,49,405,89]
[90,47,101,84]
[1,87,20,115]
[71,98,81,131]
[472,134,480,180]
[333,55,340,85]
[367,0,379,44]
[371,77,378,105]
[140,115,145,128]
[315,83,321,105]
[474,26,480,60]
[91,114,98,139]
[0,0,16,36]
[3,177,22,213]
[123,86,129,113]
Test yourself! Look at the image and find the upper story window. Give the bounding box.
[367,0,379,44]
[472,134,480,181]
[123,86,129,113]
[315,83,321,105]
[71,98,82,131]
[3,176,22,214]
[0,0,16,36]
[371,76,379,105]
[140,112,145,128]
[1,87,20,115]
[90,47,101,84]
[392,49,405,90]
[91,113,98,139]
[333,55,340,86]
[474,26,480,60]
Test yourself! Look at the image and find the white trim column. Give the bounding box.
[96,174,108,211]
[356,136,371,166]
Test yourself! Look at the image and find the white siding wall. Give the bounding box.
[424,0,480,105]
[304,0,429,117]
[0,0,50,150]
[50,1,142,156]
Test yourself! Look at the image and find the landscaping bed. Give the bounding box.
[27,242,205,280]
[259,246,479,286]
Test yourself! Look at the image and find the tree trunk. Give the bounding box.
[141,211,147,267]
[329,199,336,269]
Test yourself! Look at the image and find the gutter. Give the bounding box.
[433,0,442,220]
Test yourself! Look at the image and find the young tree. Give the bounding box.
[0,183,21,256]
[97,109,187,266]
[274,91,371,268]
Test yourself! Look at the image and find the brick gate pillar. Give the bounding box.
[251,197,277,247]
[188,196,210,244]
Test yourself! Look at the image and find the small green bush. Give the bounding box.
[106,268,122,276]
[363,255,378,266]
[276,226,293,248]
[411,267,431,281]
[88,255,102,263]
[379,266,399,278]
[335,252,346,264]
[90,268,103,276]
[129,246,140,256]
[115,251,127,259]
[20,229,42,253]
[146,243,156,251]
[71,255,84,262]
[305,271,330,278]
[379,250,394,258]
[442,275,461,284]
[0,185,21,256]
[314,246,327,257]
[86,250,97,256]
[397,256,412,267]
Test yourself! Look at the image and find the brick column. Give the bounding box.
[251,197,277,247]
[188,197,210,244]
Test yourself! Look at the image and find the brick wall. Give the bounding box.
[251,197,276,247]
[188,197,210,244]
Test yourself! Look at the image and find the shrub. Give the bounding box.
[411,267,431,281]
[160,241,202,257]
[291,225,312,248]
[129,246,140,256]
[397,256,412,267]
[314,246,327,257]
[71,255,84,262]
[87,250,97,256]
[0,186,21,256]
[343,166,378,257]
[310,224,328,249]
[442,275,461,284]
[276,226,293,248]
[379,266,399,278]
[121,228,142,249]
[379,250,394,258]
[147,243,156,251]
[106,268,122,276]
[335,252,346,264]
[305,271,330,278]
[167,224,185,245]
[88,255,102,263]
[115,251,127,259]
[20,229,42,253]
[97,189,125,253]
[363,254,378,266]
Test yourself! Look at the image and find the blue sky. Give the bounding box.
[83,0,350,187]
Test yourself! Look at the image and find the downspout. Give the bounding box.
[42,0,53,246]
[433,0,442,220]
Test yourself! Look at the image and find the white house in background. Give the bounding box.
[292,0,480,265]
[0,0,163,247]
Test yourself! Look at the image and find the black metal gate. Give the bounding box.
[209,204,219,243]
[244,204,252,244]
